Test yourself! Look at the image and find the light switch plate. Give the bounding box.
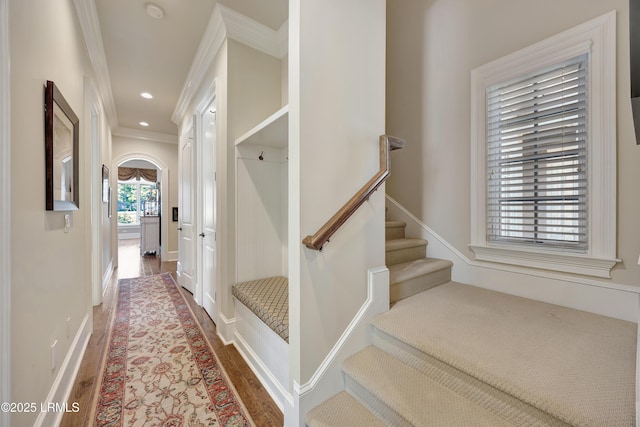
[64,214,70,233]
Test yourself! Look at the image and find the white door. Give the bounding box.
[200,103,217,320]
[178,124,195,293]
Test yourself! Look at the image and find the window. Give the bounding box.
[470,12,618,278]
[117,180,157,225]
[487,54,588,251]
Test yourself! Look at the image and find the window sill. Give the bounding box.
[469,244,620,279]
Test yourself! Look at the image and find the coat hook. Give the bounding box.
[259,151,264,161]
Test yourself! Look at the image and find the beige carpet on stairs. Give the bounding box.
[372,281,637,426]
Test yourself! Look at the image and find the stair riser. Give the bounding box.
[385,245,426,265]
[371,328,569,427]
[344,375,412,427]
[390,268,451,304]
[385,225,405,240]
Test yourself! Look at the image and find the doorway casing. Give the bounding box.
[112,153,170,264]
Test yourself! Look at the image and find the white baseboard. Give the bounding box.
[233,301,292,411]
[286,266,390,427]
[33,312,91,427]
[163,250,178,262]
[217,311,236,345]
[102,260,113,296]
[385,195,640,322]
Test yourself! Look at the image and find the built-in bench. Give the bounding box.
[232,276,289,343]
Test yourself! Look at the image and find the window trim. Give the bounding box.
[470,11,619,278]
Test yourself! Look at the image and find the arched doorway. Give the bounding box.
[112,153,170,267]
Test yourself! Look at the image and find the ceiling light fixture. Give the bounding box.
[139,121,150,127]
[145,3,164,19]
[141,92,153,99]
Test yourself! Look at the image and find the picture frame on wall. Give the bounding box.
[102,164,109,203]
[45,80,79,211]
[172,207,178,222]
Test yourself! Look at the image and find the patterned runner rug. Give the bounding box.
[92,273,254,426]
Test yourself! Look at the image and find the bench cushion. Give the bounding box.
[232,276,289,343]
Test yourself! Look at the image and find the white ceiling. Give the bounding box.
[94,0,288,137]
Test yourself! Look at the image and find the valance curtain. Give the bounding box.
[118,167,157,182]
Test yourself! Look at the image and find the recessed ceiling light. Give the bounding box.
[146,3,164,19]
[141,92,153,99]
[139,121,150,127]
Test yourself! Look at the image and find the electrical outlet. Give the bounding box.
[51,340,57,371]
[64,214,70,233]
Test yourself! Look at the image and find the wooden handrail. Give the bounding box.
[302,134,405,251]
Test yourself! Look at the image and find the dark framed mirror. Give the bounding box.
[45,80,79,211]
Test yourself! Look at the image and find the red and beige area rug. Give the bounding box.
[92,273,254,427]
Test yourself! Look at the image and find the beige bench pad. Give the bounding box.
[232,276,289,343]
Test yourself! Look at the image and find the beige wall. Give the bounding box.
[228,39,283,140]
[386,0,640,286]
[290,0,387,387]
[9,0,95,424]
[112,136,179,259]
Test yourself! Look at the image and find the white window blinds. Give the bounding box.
[486,54,588,251]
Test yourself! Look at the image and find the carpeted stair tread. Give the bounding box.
[343,346,513,426]
[385,238,428,265]
[305,391,386,427]
[385,220,407,240]
[389,257,453,284]
[385,220,406,228]
[371,282,636,426]
[385,238,426,252]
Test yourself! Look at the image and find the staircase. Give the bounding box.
[385,220,452,304]
[306,221,636,426]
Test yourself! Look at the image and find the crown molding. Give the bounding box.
[73,0,118,129]
[221,5,288,59]
[113,126,178,145]
[172,4,288,125]
[171,4,226,125]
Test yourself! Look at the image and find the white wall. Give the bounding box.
[111,136,179,261]
[177,34,284,337]
[236,146,288,282]
[230,40,285,285]
[386,0,640,287]
[289,0,386,391]
[223,39,283,316]
[179,40,229,328]
[9,0,96,424]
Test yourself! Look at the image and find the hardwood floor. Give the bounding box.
[61,239,284,427]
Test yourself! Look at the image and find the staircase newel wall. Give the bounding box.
[288,0,387,424]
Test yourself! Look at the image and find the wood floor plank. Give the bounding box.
[60,239,283,427]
